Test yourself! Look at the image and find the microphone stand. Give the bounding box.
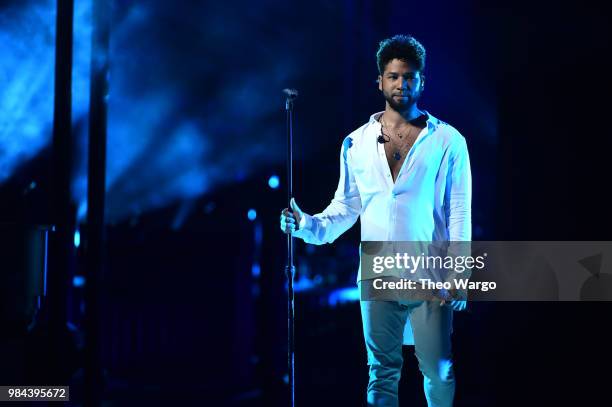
[283,88,298,407]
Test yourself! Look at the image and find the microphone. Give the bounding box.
[283,88,298,110]
[377,134,388,144]
[283,88,299,100]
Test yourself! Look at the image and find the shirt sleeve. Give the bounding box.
[445,136,472,242]
[293,137,362,244]
[444,136,473,301]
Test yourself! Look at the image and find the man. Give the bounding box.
[280,34,471,407]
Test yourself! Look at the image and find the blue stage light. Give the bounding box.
[73,275,86,287]
[74,230,81,248]
[247,208,257,221]
[268,175,280,189]
[252,263,261,277]
[328,286,360,307]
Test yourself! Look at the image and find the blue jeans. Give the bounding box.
[360,299,455,407]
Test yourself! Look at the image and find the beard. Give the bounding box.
[383,89,421,112]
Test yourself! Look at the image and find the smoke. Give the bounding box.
[2,0,316,223]
[0,0,56,181]
[95,1,301,222]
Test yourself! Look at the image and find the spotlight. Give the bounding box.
[268,175,280,189]
[247,209,257,221]
[252,263,261,277]
[73,276,86,287]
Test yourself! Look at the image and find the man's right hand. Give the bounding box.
[280,198,304,234]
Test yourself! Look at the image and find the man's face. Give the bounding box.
[378,58,425,111]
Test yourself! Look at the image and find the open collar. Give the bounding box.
[369,110,440,133]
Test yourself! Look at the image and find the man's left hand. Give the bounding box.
[446,300,467,311]
[438,288,467,311]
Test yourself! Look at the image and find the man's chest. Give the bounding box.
[383,138,416,182]
[348,131,448,192]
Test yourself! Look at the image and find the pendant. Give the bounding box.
[393,151,401,161]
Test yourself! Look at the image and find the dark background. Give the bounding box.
[1,0,611,405]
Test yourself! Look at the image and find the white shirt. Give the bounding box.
[293,110,472,281]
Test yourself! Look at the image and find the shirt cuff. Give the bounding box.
[293,213,311,239]
[299,214,309,230]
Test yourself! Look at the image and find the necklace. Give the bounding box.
[380,116,415,161]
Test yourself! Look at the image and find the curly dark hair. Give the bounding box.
[376,34,426,75]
